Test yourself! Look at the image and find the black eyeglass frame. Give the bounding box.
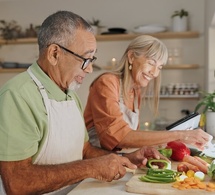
[54,43,97,70]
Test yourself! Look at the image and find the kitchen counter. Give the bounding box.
[67,160,214,195]
[67,172,138,195]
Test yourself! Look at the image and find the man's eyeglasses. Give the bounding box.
[55,43,97,70]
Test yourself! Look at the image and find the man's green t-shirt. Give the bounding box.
[0,62,89,162]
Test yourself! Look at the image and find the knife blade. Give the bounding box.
[125,167,147,174]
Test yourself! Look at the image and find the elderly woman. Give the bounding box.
[84,35,211,151]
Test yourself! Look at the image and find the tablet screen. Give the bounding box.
[166,112,201,131]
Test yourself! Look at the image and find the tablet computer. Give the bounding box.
[166,112,201,131]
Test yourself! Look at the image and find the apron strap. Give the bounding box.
[119,79,138,111]
[27,67,50,111]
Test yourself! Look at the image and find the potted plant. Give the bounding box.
[88,18,102,35]
[194,91,215,136]
[171,9,189,32]
[0,20,21,40]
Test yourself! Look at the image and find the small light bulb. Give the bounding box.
[144,122,149,127]
[111,58,116,68]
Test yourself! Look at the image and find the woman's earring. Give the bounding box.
[129,64,132,70]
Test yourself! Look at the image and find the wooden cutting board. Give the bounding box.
[125,162,214,195]
[125,174,214,195]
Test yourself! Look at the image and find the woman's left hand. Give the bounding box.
[124,146,169,167]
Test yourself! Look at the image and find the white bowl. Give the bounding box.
[133,24,167,33]
[2,62,18,68]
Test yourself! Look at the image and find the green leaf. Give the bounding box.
[195,91,215,113]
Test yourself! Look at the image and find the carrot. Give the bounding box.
[193,156,210,167]
[183,155,208,174]
[180,162,199,172]
[172,178,215,192]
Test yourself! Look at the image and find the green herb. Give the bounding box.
[208,159,215,180]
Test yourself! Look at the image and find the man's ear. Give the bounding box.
[47,44,59,66]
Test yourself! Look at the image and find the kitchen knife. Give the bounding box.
[125,167,147,174]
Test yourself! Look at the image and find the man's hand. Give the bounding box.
[88,153,137,182]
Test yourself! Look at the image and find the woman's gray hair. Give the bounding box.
[114,35,168,115]
[37,11,94,52]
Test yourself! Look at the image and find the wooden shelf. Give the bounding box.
[96,31,199,41]
[0,38,37,45]
[160,96,199,100]
[146,94,199,100]
[160,97,199,100]
[0,68,26,73]
[0,63,199,73]
[163,64,199,69]
[0,31,199,45]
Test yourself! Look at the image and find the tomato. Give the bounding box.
[166,141,190,161]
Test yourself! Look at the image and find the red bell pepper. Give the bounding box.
[166,141,190,161]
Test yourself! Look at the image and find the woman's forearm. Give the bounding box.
[117,129,210,150]
[117,130,182,148]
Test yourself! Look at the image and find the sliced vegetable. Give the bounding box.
[139,175,176,183]
[166,141,190,161]
[186,169,195,177]
[194,171,205,181]
[147,159,171,169]
[176,174,188,182]
[139,168,181,183]
[172,177,212,191]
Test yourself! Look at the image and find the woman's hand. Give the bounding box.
[123,146,169,167]
[178,129,212,150]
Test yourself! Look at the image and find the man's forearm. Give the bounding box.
[83,141,111,159]
[0,158,96,195]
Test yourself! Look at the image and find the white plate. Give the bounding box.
[133,24,167,33]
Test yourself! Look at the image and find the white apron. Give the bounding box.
[119,80,139,130]
[88,79,139,148]
[0,68,86,195]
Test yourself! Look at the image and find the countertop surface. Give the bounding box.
[67,160,214,195]
[67,172,138,195]
[67,142,215,195]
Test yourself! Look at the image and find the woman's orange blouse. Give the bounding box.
[84,73,140,150]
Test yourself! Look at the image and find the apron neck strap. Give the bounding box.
[27,67,49,101]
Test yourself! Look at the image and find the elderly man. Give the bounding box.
[0,11,165,194]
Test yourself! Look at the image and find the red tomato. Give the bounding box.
[166,141,190,161]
